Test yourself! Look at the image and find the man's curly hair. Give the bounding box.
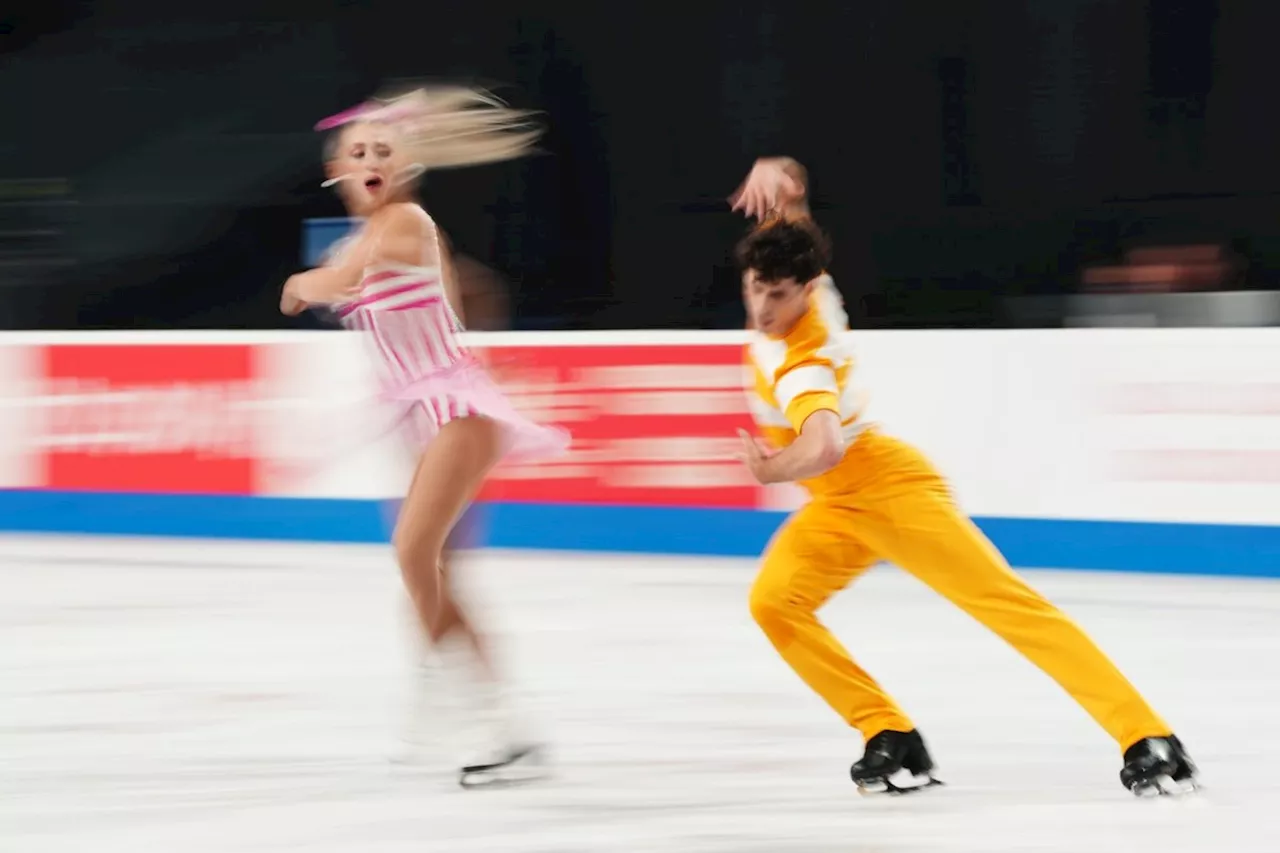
[733,218,831,284]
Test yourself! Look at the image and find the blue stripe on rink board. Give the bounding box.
[0,490,392,543]
[0,490,1278,578]
[483,503,1280,578]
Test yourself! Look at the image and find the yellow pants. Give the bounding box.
[749,429,1171,752]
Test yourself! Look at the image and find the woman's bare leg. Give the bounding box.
[393,416,502,647]
[392,415,500,759]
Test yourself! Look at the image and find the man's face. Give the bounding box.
[743,269,813,336]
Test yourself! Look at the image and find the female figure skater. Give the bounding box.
[280,86,569,787]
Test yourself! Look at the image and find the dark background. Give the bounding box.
[2,0,1276,331]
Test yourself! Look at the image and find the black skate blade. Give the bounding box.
[458,745,548,790]
[856,769,944,797]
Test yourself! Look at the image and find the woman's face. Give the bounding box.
[325,121,413,215]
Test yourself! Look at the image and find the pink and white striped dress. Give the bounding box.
[331,239,568,463]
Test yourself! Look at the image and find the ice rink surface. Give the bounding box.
[2,535,1278,852]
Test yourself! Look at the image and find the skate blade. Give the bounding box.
[458,768,549,789]
[458,747,548,790]
[1132,774,1199,798]
[856,768,944,797]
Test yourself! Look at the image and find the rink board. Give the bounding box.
[0,329,1278,577]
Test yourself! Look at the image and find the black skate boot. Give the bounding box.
[1120,735,1198,797]
[850,729,942,795]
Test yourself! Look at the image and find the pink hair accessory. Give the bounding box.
[314,92,431,132]
[314,102,376,132]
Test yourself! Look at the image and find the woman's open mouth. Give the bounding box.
[364,175,384,192]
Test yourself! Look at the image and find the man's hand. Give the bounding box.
[735,410,844,485]
[729,157,806,221]
[736,429,780,484]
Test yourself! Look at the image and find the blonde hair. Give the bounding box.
[322,84,543,172]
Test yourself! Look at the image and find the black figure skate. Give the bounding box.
[850,729,943,795]
[1120,735,1198,797]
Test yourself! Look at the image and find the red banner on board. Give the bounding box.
[476,344,759,508]
[39,345,258,494]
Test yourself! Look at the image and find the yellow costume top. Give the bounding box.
[744,274,869,495]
